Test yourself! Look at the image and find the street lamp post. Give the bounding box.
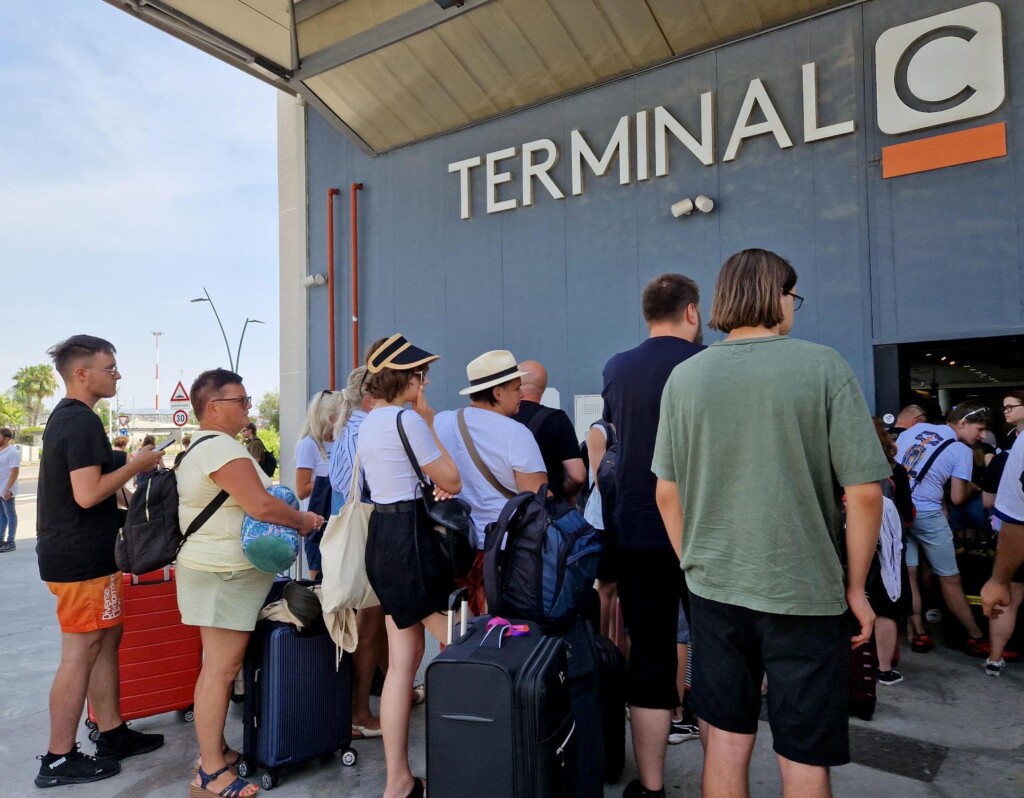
[235,319,265,374]
[190,288,236,371]
[151,331,163,412]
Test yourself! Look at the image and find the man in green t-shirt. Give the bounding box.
[653,249,889,797]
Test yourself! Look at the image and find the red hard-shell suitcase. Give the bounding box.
[85,567,201,739]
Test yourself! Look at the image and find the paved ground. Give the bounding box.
[1,532,1021,797]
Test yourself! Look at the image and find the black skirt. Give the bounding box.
[866,550,912,620]
[365,501,453,629]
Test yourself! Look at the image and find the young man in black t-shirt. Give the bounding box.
[34,336,165,789]
[601,274,705,798]
[512,359,586,503]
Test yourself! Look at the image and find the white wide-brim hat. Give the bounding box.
[458,350,531,395]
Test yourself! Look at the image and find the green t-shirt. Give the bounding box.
[652,336,890,616]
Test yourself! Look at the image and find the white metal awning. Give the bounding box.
[102,0,852,155]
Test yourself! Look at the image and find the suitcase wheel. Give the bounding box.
[87,727,101,743]
[341,748,357,767]
[84,719,97,731]
[182,706,195,723]
[260,771,279,790]
[236,760,251,778]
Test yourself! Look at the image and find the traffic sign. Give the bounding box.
[172,409,189,427]
[169,381,190,408]
[118,414,130,426]
[118,427,129,437]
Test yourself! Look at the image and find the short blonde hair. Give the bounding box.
[709,249,797,333]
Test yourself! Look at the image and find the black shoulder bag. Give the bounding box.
[395,410,475,579]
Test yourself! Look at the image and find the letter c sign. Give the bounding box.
[876,2,1005,135]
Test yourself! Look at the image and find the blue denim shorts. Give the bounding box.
[677,599,691,645]
[905,511,959,576]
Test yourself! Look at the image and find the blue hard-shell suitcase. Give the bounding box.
[426,590,577,798]
[239,620,356,789]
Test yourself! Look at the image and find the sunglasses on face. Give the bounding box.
[85,365,120,375]
[211,395,252,406]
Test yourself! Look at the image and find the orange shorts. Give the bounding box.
[46,573,124,633]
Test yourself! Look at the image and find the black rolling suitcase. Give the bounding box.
[595,632,627,783]
[239,620,357,790]
[426,589,577,798]
[555,619,605,797]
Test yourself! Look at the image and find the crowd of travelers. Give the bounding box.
[27,247,1024,797]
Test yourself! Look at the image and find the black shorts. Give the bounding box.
[616,547,685,709]
[866,552,911,620]
[689,593,851,768]
[366,502,453,630]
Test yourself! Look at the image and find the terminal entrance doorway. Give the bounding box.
[875,334,1024,446]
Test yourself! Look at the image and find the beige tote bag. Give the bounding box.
[320,454,379,615]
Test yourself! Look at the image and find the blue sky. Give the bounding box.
[0,1,281,416]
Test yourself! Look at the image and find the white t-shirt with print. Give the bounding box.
[895,423,972,514]
[994,434,1024,527]
[296,435,333,478]
[0,445,21,496]
[434,406,546,548]
[176,431,271,572]
[357,406,440,505]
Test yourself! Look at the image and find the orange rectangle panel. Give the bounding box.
[882,122,1007,178]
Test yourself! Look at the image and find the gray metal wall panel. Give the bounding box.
[304,0,1024,413]
[864,0,1022,342]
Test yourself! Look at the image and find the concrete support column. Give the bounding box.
[278,93,309,487]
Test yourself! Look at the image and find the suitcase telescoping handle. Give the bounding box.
[130,565,173,586]
[447,588,469,645]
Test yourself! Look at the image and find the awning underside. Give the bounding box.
[104,0,852,155]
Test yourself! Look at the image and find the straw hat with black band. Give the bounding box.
[366,333,439,373]
[458,350,531,395]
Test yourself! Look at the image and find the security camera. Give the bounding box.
[694,195,714,213]
[301,273,328,287]
[670,199,694,218]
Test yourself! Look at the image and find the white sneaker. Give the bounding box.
[668,720,700,744]
[984,658,1006,677]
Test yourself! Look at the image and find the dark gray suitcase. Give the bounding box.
[426,590,577,798]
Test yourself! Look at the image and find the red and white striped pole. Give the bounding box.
[152,331,163,412]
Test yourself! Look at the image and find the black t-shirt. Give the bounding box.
[602,336,704,551]
[37,398,119,582]
[513,400,582,501]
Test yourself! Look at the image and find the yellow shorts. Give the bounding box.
[46,573,124,633]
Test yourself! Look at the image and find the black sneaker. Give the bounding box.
[876,669,904,685]
[668,718,700,744]
[622,779,666,798]
[94,723,164,760]
[34,744,120,788]
[0,541,14,553]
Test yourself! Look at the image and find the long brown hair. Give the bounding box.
[872,417,897,465]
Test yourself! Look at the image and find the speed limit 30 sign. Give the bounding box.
[172,409,189,427]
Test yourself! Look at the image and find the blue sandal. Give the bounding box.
[189,764,258,797]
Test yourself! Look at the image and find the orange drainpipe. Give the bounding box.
[351,182,364,370]
[326,187,340,389]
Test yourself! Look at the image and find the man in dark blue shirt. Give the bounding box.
[601,274,704,798]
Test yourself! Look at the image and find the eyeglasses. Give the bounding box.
[413,371,426,383]
[86,365,120,375]
[786,291,804,311]
[211,395,252,406]
[1004,404,1024,412]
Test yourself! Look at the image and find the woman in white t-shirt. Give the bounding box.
[295,390,346,578]
[358,335,461,798]
[176,369,324,798]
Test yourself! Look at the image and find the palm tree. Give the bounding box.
[13,364,58,426]
[0,394,24,427]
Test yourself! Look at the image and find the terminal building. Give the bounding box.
[105,0,1024,464]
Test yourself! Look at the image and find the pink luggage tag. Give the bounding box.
[486,617,530,637]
